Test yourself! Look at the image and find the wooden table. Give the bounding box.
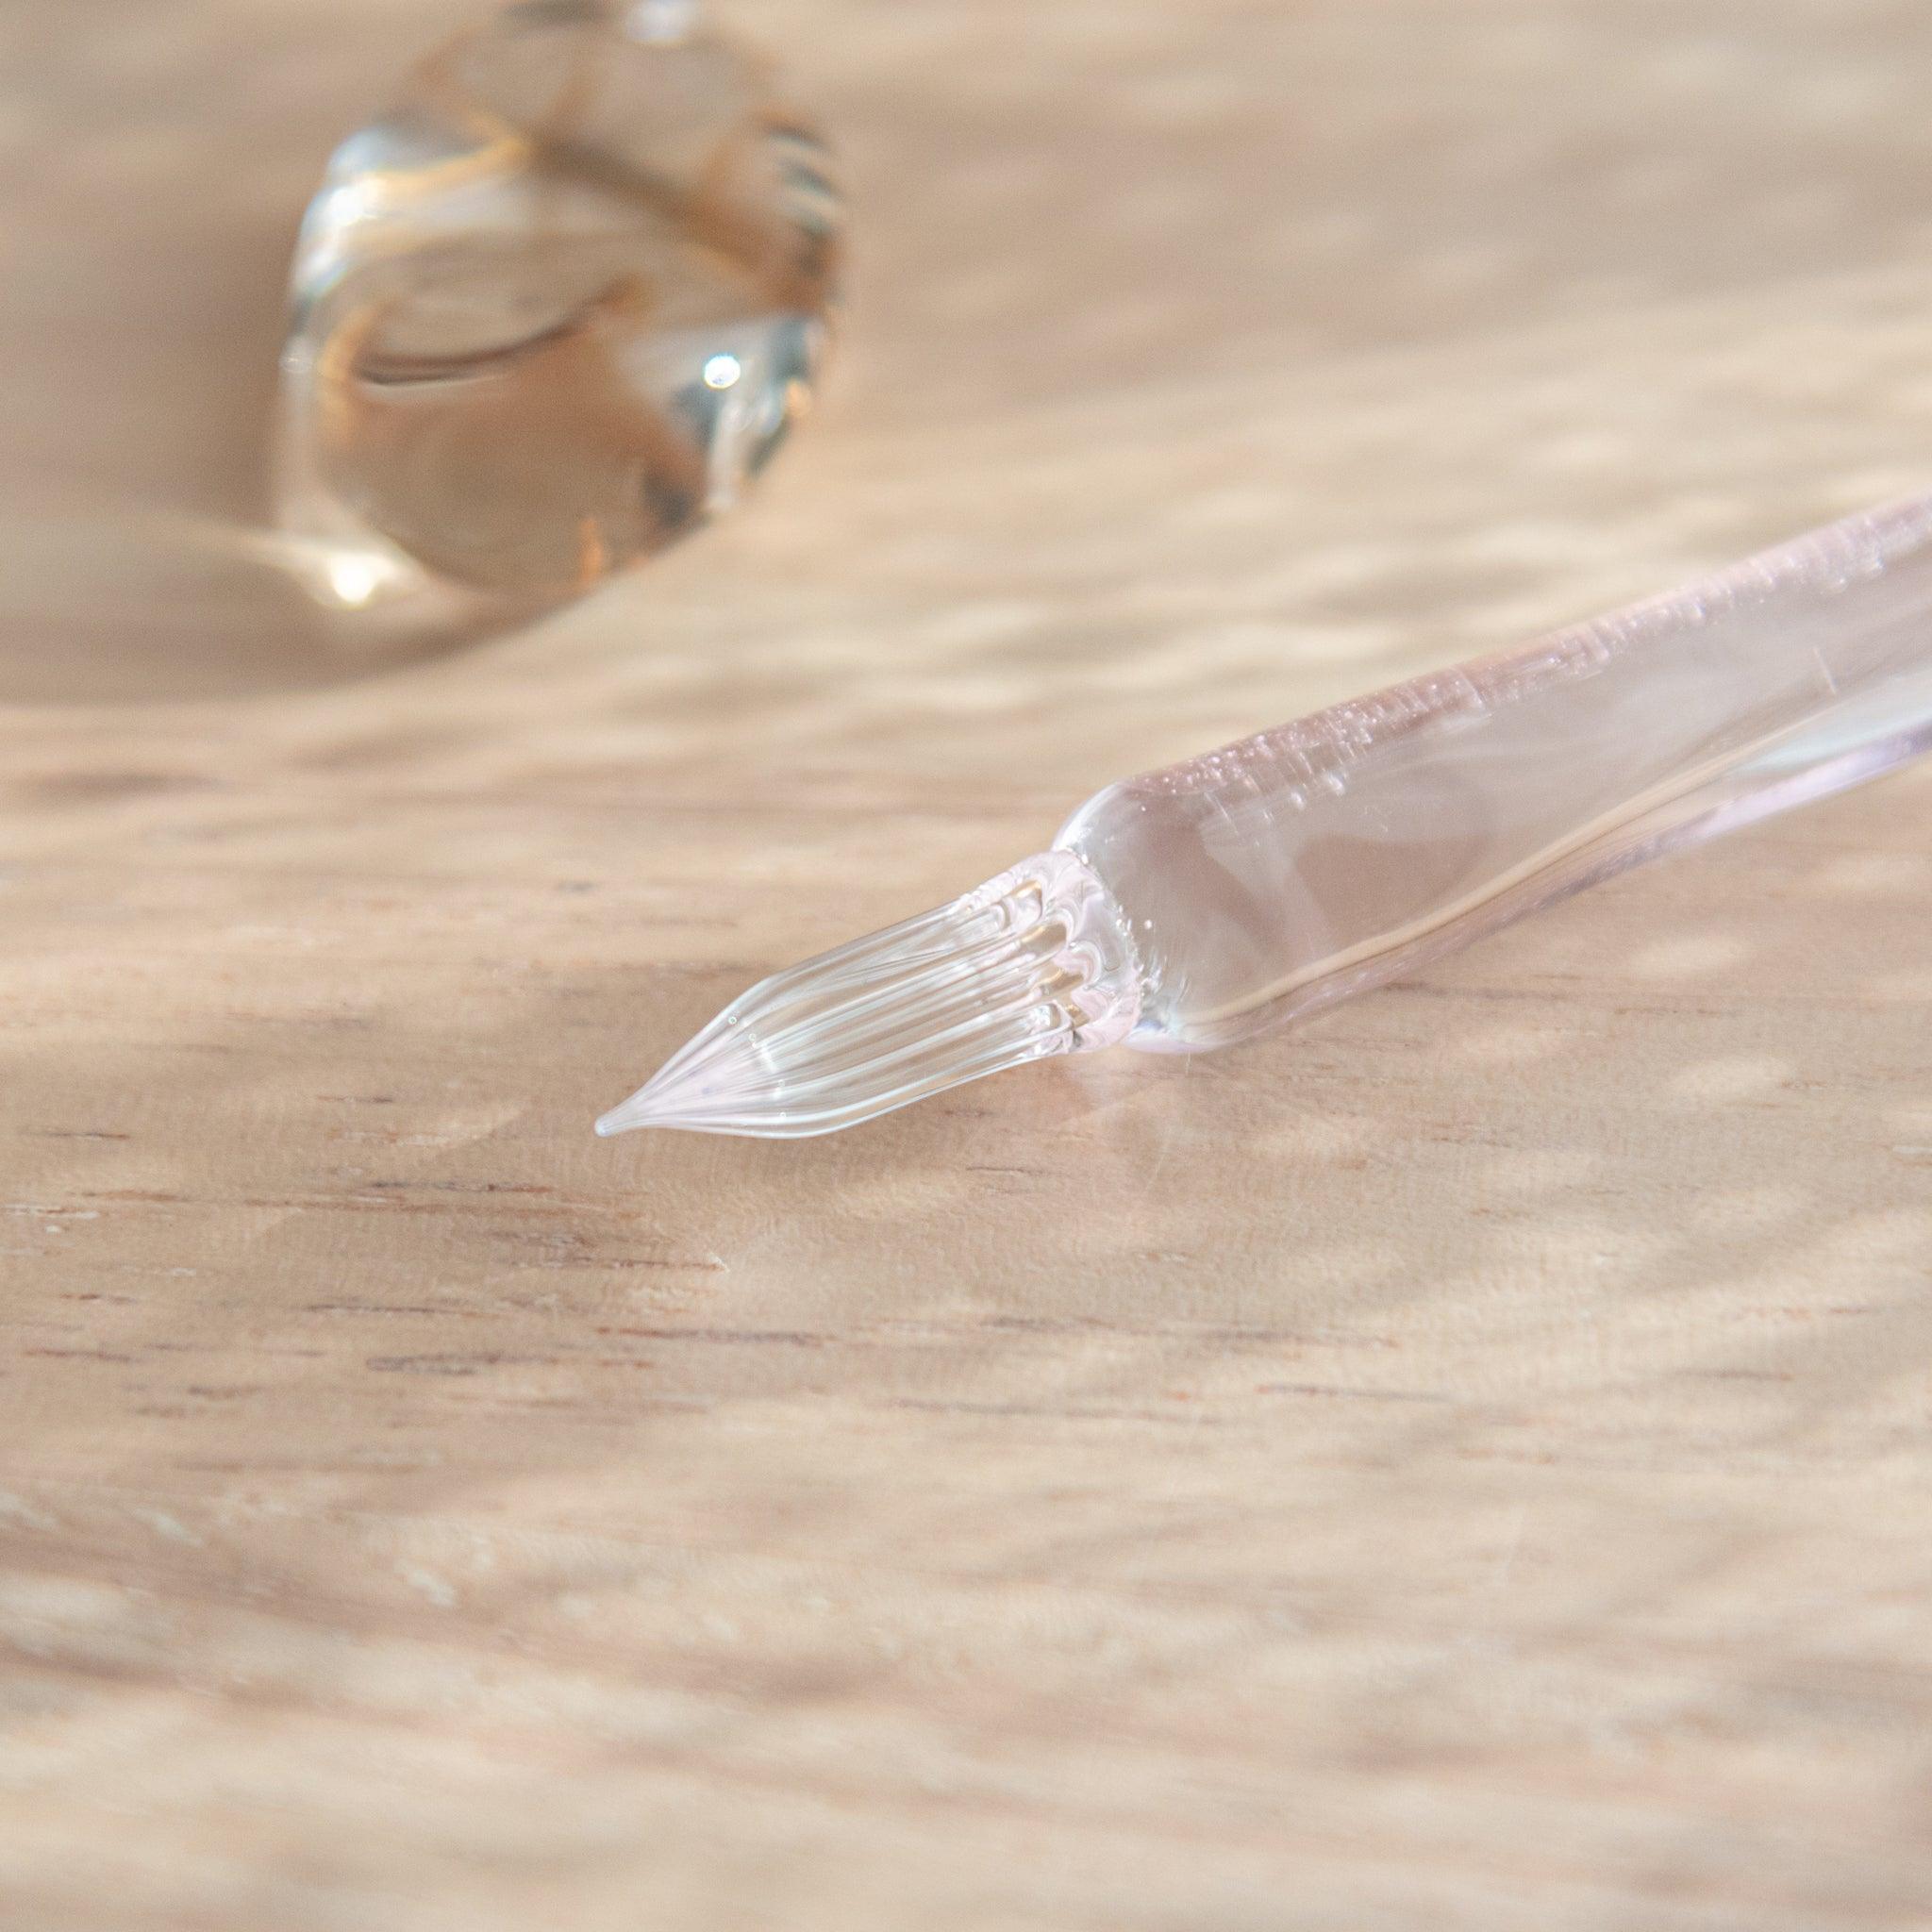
[5,3,1931,1925]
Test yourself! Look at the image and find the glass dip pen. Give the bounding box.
[599,495,1932,1140]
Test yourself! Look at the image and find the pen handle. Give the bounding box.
[1058,498,1932,1052]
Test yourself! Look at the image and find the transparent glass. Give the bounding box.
[1061,496,1932,1052]
[281,0,841,608]
[601,497,1932,1139]
[0,0,839,703]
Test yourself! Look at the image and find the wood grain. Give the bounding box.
[3,3,1931,1926]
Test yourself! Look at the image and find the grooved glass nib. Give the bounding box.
[596,854,1141,1139]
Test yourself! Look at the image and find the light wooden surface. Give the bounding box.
[5,3,1932,1926]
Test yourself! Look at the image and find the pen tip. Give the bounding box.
[593,1065,708,1138]
[594,1017,772,1138]
[591,851,1141,1141]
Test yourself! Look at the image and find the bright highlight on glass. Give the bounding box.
[325,552,388,609]
[279,0,841,606]
[599,495,1932,1141]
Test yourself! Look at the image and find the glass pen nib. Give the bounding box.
[595,855,1141,1140]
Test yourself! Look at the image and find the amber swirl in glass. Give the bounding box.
[280,0,840,609]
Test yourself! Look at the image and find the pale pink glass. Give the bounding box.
[601,497,1932,1138]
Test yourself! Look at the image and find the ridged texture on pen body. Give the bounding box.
[1057,496,1932,1052]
